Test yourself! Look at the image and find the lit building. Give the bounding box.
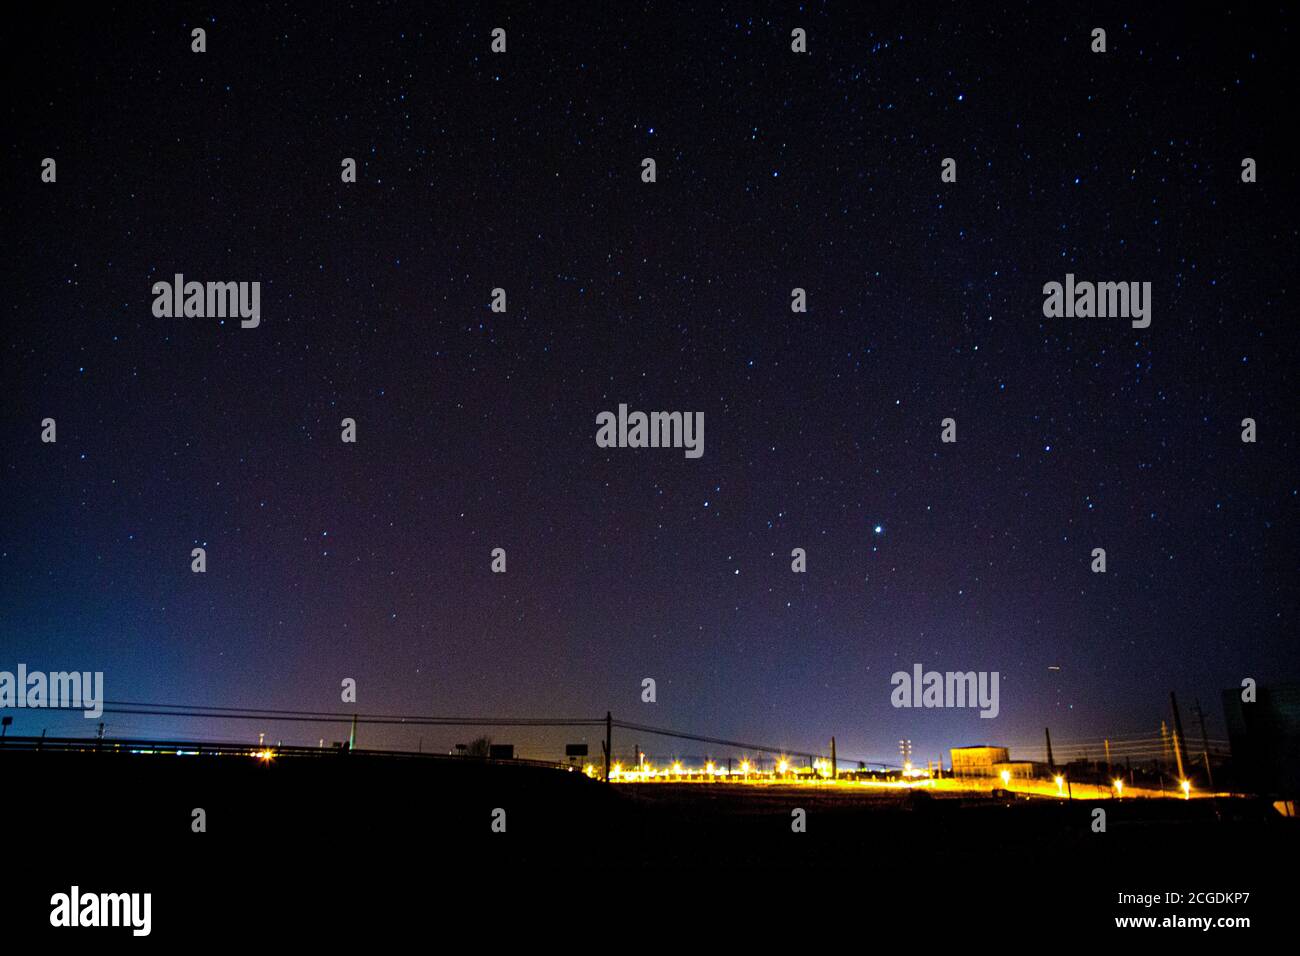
[950,746,1009,778]
[993,760,1050,780]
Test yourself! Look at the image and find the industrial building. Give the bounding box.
[950,746,1009,777]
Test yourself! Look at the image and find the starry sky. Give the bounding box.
[3,2,1296,765]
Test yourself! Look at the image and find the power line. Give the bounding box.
[36,703,599,728]
[31,701,1228,768]
[97,701,603,726]
[611,718,880,767]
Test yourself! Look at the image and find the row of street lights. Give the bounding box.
[998,768,1192,799]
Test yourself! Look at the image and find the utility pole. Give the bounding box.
[603,711,612,783]
[347,715,357,752]
[1104,738,1112,778]
[1194,698,1215,789]
[1045,727,1055,772]
[1169,692,1187,781]
[830,736,838,780]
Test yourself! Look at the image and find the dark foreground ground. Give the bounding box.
[3,748,1293,942]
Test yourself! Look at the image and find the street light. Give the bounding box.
[1054,775,1064,795]
[1000,769,1011,786]
[1113,778,1124,796]
[1180,779,1191,799]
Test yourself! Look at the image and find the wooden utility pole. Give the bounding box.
[830,736,837,780]
[604,711,612,783]
[1169,692,1187,781]
[1194,698,1215,789]
[1045,727,1055,771]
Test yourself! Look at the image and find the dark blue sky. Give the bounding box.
[3,2,1296,766]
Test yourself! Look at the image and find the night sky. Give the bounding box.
[3,2,1296,765]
